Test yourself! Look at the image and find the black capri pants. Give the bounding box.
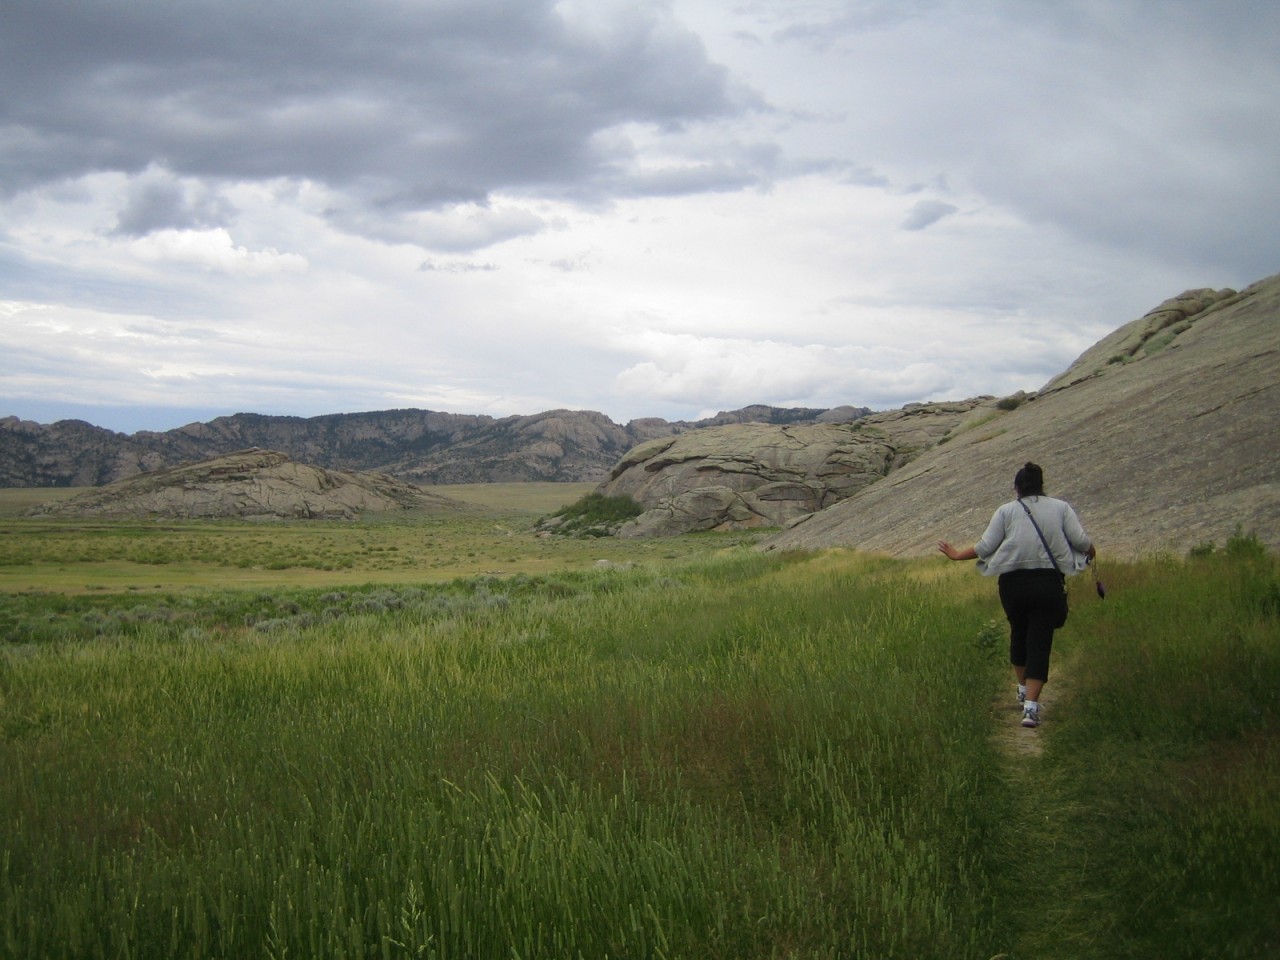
[997,569,1066,682]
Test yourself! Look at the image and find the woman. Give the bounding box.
[938,462,1096,727]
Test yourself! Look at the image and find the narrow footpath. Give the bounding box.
[987,655,1089,959]
[991,667,1066,760]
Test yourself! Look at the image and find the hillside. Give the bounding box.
[29,448,463,520]
[763,274,1280,558]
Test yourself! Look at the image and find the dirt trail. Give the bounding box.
[992,670,1067,759]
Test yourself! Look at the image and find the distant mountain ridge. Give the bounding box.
[0,403,872,489]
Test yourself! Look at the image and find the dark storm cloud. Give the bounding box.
[112,168,237,236]
[0,0,758,234]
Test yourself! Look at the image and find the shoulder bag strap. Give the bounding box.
[1017,498,1063,574]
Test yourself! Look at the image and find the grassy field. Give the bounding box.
[1,486,1277,959]
[0,483,740,595]
[0,483,594,519]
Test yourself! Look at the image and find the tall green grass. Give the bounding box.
[1004,543,1280,959]
[1,545,1277,958]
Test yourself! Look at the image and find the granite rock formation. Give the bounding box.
[595,401,999,537]
[29,448,462,520]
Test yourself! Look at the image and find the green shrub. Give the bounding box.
[543,492,644,537]
[1225,526,1269,561]
[1143,330,1178,356]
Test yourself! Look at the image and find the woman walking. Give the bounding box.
[938,462,1096,727]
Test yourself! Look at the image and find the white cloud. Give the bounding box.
[613,332,954,410]
[129,229,309,275]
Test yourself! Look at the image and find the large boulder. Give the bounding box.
[598,401,999,537]
[29,448,462,520]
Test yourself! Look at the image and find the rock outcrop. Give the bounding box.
[596,401,999,536]
[1040,286,1243,392]
[763,273,1280,558]
[30,448,463,520]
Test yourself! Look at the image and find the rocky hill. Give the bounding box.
[0,405,871,489]
[30,448,463,520]
[762,275,1280,558]
[592,400,1001,536]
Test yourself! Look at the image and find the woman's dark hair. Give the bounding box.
[1014,462,1045,497]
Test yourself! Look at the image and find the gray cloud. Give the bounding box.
[112,168,236,236]
[900,199,957,231]
[328,201,551,251]
[419,258,499,274]
[754,0,1280,278]
[1,0,757,245]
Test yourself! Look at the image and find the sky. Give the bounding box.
[2,0,1278,435]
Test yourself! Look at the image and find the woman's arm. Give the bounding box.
[940,504,1005,563]
[937,541,978,561]
[1062,505,1097,562]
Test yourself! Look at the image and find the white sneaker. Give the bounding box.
[1016,687,1026,705]
[1021,704,1040,728]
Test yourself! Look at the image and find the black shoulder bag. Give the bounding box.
[1018,498,1069,628]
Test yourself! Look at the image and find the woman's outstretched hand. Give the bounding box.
[937,541,977,561]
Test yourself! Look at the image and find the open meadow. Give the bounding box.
[1,485,1277,958]
[0,483,651,596]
